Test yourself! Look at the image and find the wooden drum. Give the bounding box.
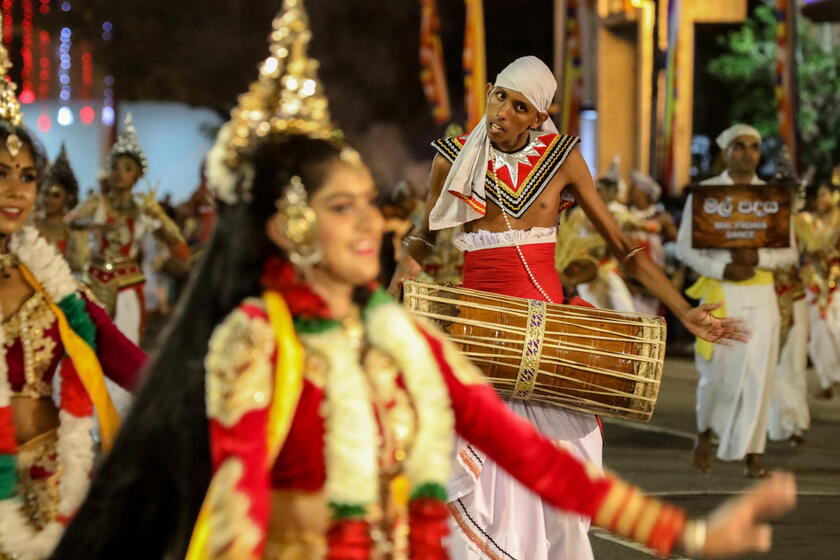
[403,281,666,422]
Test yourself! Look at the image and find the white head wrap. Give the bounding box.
[630,170,662,201]
[429,56,559,230]
[716,124,761,150]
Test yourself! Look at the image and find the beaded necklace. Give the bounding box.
[489,144,555,303]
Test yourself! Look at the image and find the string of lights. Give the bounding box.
[20,0,35,103]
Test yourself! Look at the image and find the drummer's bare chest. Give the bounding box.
[467,174,568,232]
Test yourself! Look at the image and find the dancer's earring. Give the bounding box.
[274,175,321,269]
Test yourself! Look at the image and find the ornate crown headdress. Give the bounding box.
[108,113,149,176]
[46,143,79,198]
[0,27,24,157]
[206,0,338,205]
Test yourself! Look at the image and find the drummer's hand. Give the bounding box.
[683,303,750,344]
[388,255,422,299]
[701,472,796,557]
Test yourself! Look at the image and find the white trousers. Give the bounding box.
[695,284,779,461]
[108,287,140,418]
[768,298,810,440]
[577,271,636,312]
[807,295,840,390]
[447,401,602,560]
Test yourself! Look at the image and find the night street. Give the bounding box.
[591,357,840,559]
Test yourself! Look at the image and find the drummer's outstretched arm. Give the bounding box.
[419,326,796,558]
[562,150,749,344]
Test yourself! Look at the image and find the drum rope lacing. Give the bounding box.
[489,144,555,303]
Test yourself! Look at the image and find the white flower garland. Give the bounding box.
[366,303,454,490]
[297,301,455,511]
[0,226,96,560]
[300,328,380,507]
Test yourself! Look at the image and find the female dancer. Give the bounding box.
[0,47,145,559]
[35,144,88,273]
[51,3,793,560]
[69,114,189,343]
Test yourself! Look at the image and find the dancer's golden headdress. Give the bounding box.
[207,0,338,204]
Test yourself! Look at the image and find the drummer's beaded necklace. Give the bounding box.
[489,144,555,303]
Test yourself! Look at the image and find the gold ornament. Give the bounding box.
[276,175,321,267]
[222,0,337,170]
[0,26,23,158]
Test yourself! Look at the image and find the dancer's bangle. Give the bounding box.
[622,246,645,265]
[402,235,434,249]
[681,519,707,557]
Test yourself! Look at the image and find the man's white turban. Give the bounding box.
[716,124,761,150]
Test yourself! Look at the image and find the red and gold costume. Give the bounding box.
[73,191,189,337]
[70,115,190,343]
[0,227,145,559]
[34,222,88,274]
[186,258,687,560]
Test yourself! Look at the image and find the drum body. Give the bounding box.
[404,281,666,422]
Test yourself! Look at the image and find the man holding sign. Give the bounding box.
[676,125,798,478]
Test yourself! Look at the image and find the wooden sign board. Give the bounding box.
[689,183,792,249]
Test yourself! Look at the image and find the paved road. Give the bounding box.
[590,358,840,560]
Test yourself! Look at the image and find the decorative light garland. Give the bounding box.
[101,21,114,126]
[2,1,12,48]
[37,25,51,132]
[37,29,49,99]
[102,74,114,126]
[19,0,34,104]
[57,23,73,126]
[79,40,94,125]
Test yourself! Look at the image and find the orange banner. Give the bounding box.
[463,0,486,131]
[420,0,451,125]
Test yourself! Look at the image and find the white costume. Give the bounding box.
[576,202,637,313]
[768,297,810,440]
[429,57,601,560]
[808,295,840,390]
[677,167,798,460]
[798,209,840,391]
[448,230,601,560]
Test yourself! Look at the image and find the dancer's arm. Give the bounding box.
[562,150,748,344]
[83,295,147,390]
[422,326,797,557]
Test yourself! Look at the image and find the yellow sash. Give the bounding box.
[19,265,120,451]
[186,292,304,560]
[685,270,773,360]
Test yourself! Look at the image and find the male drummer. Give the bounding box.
[676,124,798,478]
[391,56,747,560]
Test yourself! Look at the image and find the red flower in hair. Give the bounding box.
[261,256,332,319]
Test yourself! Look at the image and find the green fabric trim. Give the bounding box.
[329,502,367,520]
[409,482,447,502]
[58,293,97,351]
[293,316,340,335]
[0,454,19,500]
[365,289,392,314]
